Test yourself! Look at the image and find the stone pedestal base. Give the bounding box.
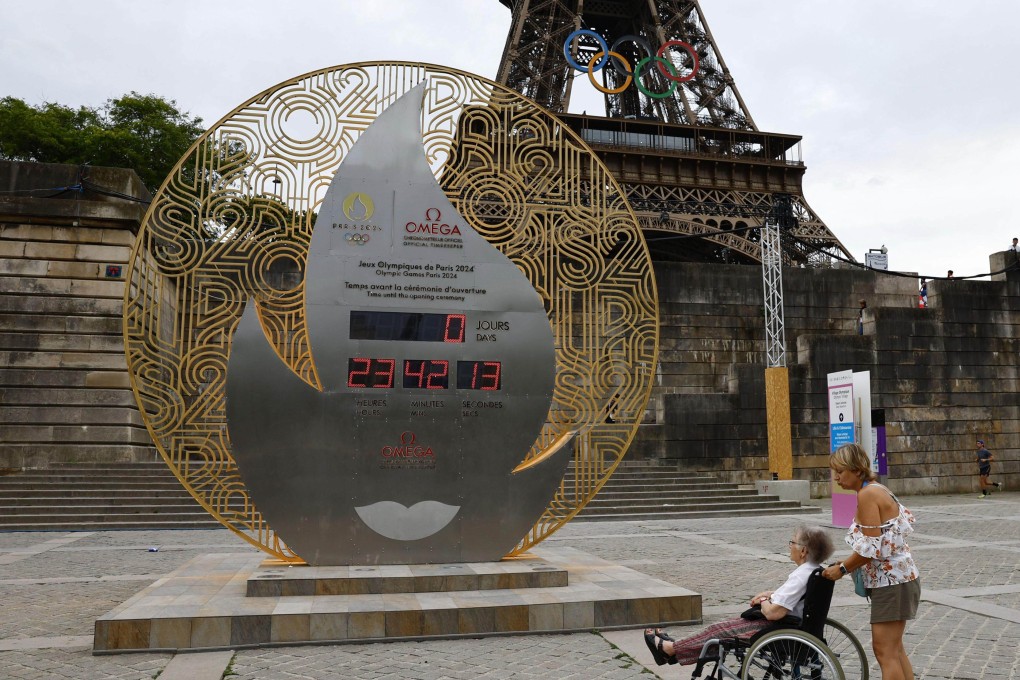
[755,479,811,502]
[94,546,701,653]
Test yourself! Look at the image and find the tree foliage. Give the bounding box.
[0,92,203,191]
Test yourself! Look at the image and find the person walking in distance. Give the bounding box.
[857,299,867,334]
[918,279,927,308]
[976,439,1001,498]
[1009,237,1019,252]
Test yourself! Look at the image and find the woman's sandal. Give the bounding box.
[643,629,678,666]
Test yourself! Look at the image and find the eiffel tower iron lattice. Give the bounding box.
[495,0,852,265]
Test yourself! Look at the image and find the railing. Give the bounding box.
[576,127,804,166]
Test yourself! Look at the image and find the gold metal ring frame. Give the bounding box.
[123,62,659,560]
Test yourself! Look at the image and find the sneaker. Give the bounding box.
[978,494,988,499]
[994,482,1002,489]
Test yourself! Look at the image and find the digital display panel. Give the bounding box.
[403,359,450,390]
[457,361,502,391]
[345,358,502,391]
[347,357,395,388]
[350,311,465,343]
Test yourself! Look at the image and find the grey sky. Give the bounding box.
[3,0,1017,281]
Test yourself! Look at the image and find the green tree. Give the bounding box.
[0,98,101,163]
[0,92,203,191]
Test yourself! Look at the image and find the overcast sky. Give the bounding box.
[3,0,1018,281]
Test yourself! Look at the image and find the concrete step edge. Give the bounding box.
[571,507,823,522]
[0,512,220,523]
[0,522,224,531]
[585,501,819,512]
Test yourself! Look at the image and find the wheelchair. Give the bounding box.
[688,568,868,680]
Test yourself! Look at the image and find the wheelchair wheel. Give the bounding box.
[822,619,868,680]
[740,629,845,680]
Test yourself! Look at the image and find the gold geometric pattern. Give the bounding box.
[123,62,659,560]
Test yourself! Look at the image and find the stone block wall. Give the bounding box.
[0,161,155,468]
[654,260,1019,497]
[3,160,1017,497]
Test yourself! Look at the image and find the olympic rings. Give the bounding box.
[656,40,699,83]
[345,233,370,245]
[564,29,699,96]
[635,56,679,99]
[588,50,631,94]
[564,29,609,72]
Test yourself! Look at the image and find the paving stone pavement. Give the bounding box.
[1,493,1019,678]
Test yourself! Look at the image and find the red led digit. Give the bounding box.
[403,360,425,388]
[479,361,501,390]
[350,311,469,342]
[427,360,449,389]
[348,358,394,388]
[348,357,371,388]
[444,314,466,343]
[404,360,449,389]
[373,359,395,388]
[456,360,502,390]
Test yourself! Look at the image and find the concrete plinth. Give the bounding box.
[94,546,701,653]
[246,557,568,597]
[755,479,811,502]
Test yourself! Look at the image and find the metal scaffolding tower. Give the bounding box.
[762,194,792,368]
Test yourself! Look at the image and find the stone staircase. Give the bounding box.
[0,460,817,531]
[0,164,155,471]
[0,462,223,530]
[571,461,819,521]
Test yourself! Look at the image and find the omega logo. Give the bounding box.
[380,431,435,458]
[405,208,462,236]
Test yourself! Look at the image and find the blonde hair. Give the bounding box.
[830,442,878,483]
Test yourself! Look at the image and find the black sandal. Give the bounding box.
[643,629,677,666]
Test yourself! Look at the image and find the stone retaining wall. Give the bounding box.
[0,161,154,468]
[2,160,1016,498]
[657,261,1019,496]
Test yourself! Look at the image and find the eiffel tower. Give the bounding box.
[494,0,850,264]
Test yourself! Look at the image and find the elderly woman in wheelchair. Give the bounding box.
[645,525,867,680]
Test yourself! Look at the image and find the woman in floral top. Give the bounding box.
[823,443,921,680]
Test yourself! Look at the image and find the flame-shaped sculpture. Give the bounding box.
[225,84,571,565]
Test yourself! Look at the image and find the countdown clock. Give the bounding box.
[225,83,564,564]
[124,62,658,567]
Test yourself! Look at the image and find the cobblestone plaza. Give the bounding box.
[2,493,1018,679]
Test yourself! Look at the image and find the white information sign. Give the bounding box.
[864,252,889,270]
[827,370,855,451]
